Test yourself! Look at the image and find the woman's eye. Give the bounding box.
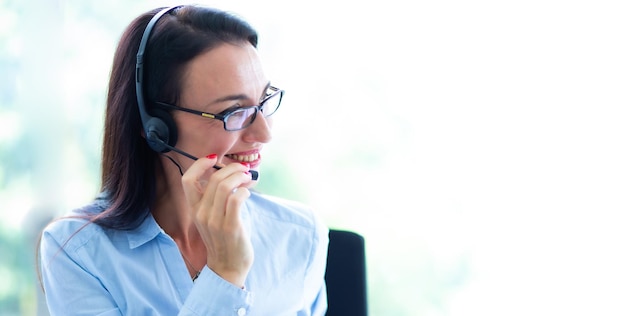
[230,109,246,118]
[219,104,242,115]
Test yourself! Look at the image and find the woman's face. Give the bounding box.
[173,42,273,173]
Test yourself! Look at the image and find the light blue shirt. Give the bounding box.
[39,191,329,315]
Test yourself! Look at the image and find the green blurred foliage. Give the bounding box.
[0,227,32,315]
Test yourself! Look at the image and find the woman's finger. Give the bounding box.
[181,155,217,207]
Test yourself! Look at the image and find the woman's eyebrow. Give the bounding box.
[261,82,271,96]
[211,93,248,104]
[209,82,272,105]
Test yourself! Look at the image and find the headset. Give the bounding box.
[135,5,181,154]
[134,6,258,180]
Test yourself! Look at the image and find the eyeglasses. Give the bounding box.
[155,86,284,131]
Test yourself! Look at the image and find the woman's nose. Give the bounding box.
[242,112,272,144]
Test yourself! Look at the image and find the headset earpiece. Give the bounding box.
[144,107,178,153]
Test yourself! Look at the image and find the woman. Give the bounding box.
[38,5,328,315]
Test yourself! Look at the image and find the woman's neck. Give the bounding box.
[152,155,198,243]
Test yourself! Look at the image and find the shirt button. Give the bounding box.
[237,307,247,316]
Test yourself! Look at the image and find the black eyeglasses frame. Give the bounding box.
[154,86,284,131]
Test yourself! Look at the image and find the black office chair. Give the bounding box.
[325,229,368,316]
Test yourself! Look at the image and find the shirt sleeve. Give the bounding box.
[301,213,330,316]
[180,266,253,316]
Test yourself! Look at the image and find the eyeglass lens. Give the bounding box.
[224,91,282,130]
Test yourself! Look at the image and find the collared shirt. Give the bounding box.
[39,191,329,316]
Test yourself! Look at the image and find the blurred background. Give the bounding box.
[1,0,625,315]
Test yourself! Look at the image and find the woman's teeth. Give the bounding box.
[226,153,259,162]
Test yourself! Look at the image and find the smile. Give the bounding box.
[225,153,259,162]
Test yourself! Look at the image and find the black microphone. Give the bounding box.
[148,131,259,180]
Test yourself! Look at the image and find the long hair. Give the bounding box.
[98,5,258,229]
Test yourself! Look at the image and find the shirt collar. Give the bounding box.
[127,211,163,249]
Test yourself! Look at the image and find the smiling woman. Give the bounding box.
[36,5,328,315]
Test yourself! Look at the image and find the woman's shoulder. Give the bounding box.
[40,201,109,252]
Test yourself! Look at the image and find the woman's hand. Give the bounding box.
[181,155,254,288]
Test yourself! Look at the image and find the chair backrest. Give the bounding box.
[325,229,368,316]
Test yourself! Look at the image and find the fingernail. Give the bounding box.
[206,153,217,159]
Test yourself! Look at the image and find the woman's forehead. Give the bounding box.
[180,43,268,105]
